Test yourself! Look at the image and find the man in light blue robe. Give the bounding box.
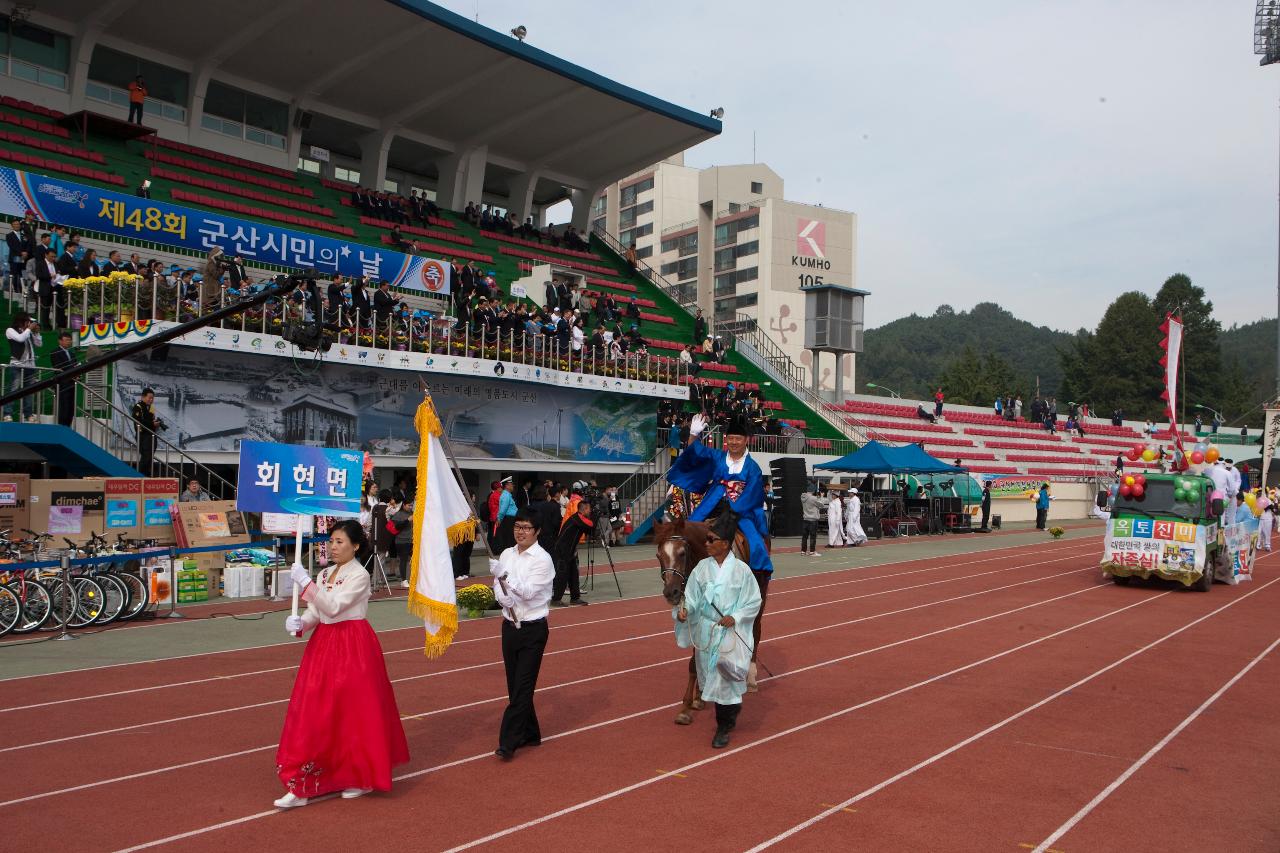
[674,515,762,748]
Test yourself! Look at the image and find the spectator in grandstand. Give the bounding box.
[34,249,62,328]
[389,224,414,254]
[227,255,247,288]
[1043,412,1056,435]
[32,231,51,264]
[136,179,152,199]
[326,276,347,324]
[693,308,707,345]
[127,76,147,124]
[626,297,642,321]
[916,403,937,425]
[6,221,27,291]
[712,335,726,363]
[100,249,123,273]
[1112,408,1124,427]
[1115,454,1125,476]
[625,243,638,269]
[373,280,395,328]
[76,248,99,280]
[934,387,944,419]
[994,397,1003,417]
[1211,412,1222,434]
[519,216,540,241]
[180,478,211,503]
[121,251,140,275]
[1013,396,1023,420]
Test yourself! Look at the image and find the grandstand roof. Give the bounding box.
[46,0,720,199]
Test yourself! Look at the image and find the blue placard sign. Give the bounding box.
[235,441,363,517]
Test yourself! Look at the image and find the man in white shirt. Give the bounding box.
[491,507,555,760]
[1206,460,1232,524]
[1224,459,1242,524]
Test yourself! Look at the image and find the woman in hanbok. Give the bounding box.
[674,514,762,748]
[275,519,409,808]
[827,488,845,548]
[844,489,867,546]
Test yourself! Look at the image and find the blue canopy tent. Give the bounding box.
[814,441,966,475]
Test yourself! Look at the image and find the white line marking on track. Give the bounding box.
[743,574,1280,852]
[8,567,1101,810]
[0,540,1100,711]
[1,560,1094,752]
[1030,632,1280,853]
[104,580,1114,853]
[0,536,1099,685]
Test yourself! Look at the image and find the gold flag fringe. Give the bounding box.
[406,592,457,658]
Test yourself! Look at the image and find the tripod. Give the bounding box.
[584,526,623,598]
[369,548,394,596]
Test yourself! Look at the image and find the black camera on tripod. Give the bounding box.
[280,274,335,353]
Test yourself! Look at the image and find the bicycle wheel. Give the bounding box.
[9,579,51,634]
[0,584,19,637]
[66,577,105,628]
[94,572,128,625]
[117,570,149,621]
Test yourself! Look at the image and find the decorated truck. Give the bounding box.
[1099,472,1223,591]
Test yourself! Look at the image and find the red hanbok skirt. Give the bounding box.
[276,619,409,797]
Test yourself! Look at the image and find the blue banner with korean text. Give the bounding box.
[0,167,451,294]
[235,441,364,517]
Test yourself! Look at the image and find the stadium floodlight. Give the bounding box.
[511,25,527,41]
[709,107,725,119]
[1257,0,1280,397]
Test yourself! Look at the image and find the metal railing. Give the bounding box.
[591,224,698,310]
[23,275,687,388]
[0,363,233,495]
[725,313,873,445]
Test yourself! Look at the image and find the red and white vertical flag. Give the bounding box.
[1158,314,1184,453]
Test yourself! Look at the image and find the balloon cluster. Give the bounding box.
[1243,491,1269,518]
[1119,473,1147,499]
[1171,476,1204,503]
[1182,441,1220,475]
[1124,443,1158,463]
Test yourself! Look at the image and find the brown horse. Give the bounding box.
[654,518,751,725]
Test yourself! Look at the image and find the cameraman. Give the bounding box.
[131,387,165,476]
[551,498,593,607]
[604,486,623,546]
[5,312,41,422]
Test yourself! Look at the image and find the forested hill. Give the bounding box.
[857,303,1073,401]
[1219,318,1277,406]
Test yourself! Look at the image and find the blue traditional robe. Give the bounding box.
[673,554,762,705]
[666,439,773,573]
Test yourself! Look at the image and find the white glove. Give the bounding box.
[689,413,707,437]
[289,563,311,591]
[285,615,304,635]
[489,559,501,577]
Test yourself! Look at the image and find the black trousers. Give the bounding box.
[128,102,143,124]
[715,702,741,729]
[552,550,581,601]
[499,617,548,751]
[137,431,154,476]
[496,516,516,552]
[801,519,818,552]
[981,505,990,529]
[1035,508,1047,529]
[55,381,73,427]
[451,540,474,577]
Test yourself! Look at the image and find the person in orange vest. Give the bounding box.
[128,76,147,124]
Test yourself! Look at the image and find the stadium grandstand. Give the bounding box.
[0,0,1248,530]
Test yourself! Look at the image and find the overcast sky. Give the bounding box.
[438,0,1276,333]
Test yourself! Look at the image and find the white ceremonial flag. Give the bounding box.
[407,393,476,657]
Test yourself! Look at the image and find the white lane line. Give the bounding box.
[5,566,1100,808]
[1031,632,1280,853]
[1,554,1094,752]
[106,580,1114,853]
[745,575,1280,852]
[0,540,1100,711]
[0,535,1098,685]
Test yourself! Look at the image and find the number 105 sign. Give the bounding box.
[235,441,364,518]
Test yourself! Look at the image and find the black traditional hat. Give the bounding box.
[709,512,738,543]
[724,414,753,437]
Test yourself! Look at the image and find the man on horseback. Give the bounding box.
[666,413,772,690]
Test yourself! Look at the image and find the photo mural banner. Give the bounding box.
[85,322,685,401]
[0,167,450,293]
[114,347,661,463]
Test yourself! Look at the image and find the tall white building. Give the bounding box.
[593,156,859,394]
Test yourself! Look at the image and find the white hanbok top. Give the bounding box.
[299,559,370,631]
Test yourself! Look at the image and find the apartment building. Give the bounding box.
[594,156,859,393]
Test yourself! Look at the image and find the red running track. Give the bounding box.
[4,535,1277,852]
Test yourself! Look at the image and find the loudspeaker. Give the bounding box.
[769,457,807,537]
[293,110,313,130]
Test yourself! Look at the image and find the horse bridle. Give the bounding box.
[659,534,689,600]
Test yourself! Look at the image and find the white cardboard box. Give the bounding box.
[224,565,265,598]
[269,569,296,599]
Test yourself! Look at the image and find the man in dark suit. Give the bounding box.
[136,179,152,199]
[373,280,395,329]
[131,388,163,476]
[543,281,556,311]
[50,331,77,427]
[228,255,247,288]
[5,221,27,291]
